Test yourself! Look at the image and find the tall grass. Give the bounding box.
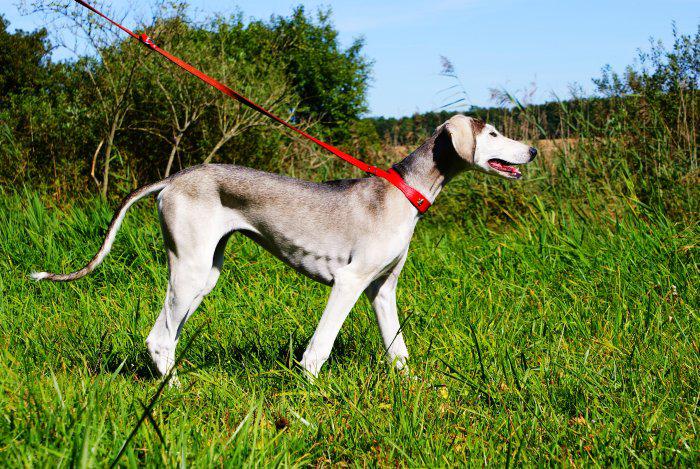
[0,169,697,465]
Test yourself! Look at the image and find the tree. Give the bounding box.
[25,1,150,197]
[0,15,51,103]
[246,7,372,139]
[186,16,298,165]
[0,16,88,194]
[135,14,214,176]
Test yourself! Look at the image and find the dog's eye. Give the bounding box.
[489,131,497,137]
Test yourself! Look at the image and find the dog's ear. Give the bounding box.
[437,115,479,164]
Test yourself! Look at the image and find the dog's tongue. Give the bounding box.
[488,159,521,177]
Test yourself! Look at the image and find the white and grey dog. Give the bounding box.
[32,115,537,378]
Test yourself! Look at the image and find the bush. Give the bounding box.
[0,4,371,197]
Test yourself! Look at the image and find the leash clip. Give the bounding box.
[139,33,156,49]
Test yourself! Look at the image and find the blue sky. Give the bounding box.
[3,0,698,116]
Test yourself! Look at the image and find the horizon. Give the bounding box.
[3,0,698,118]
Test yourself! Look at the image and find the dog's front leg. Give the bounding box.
[300,269,370,378]
[365,251,410,371]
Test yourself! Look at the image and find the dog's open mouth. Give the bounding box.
[488,159,522,179]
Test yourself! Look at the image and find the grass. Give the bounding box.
[0,179,697,466]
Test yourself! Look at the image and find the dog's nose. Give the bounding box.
[528,147,538,160]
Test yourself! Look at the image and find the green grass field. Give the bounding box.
[0,182,697,466]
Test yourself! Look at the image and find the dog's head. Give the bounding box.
[437,114,537,179]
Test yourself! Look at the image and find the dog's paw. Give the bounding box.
[405,373,423,382]
[301,368,317,385]
[396,367,422,383]
[167,374,182,388]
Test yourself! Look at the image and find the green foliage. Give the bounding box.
[129,13,299,177]
[241,7,371,133]
[0,4,371,196]
[0,14,51,102]
[594,24,699,98]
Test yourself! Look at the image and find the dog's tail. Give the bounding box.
[31,180,169,282]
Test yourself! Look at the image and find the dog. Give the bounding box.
[32,115,537,379]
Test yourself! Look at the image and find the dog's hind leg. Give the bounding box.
[146,230,230,378]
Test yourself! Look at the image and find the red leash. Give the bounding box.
[72,0,431,213]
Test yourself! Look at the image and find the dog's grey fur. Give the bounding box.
[32,115,536,378]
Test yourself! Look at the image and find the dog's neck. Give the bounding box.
[392,130,467,205]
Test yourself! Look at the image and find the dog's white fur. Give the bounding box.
[32,115,536,379]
